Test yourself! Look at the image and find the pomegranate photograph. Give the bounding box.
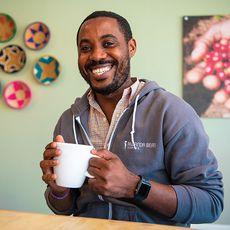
[183,15,230,118]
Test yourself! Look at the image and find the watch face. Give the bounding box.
[134,177,151,201]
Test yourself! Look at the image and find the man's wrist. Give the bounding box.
[49,188,70,200]
[133,176,151,202]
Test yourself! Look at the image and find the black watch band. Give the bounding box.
[134,175,151,202]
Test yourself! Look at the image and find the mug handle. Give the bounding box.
[85,154,100,179]
[85,171,94,178]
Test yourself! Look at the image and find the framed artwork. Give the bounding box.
[183,15,230,118]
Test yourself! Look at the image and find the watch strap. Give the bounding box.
[134,175,151,202]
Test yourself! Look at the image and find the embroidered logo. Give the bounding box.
[124,141,156,150]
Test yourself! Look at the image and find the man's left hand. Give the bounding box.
[87,149,139,198]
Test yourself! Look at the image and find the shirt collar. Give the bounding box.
[87,77,140,106]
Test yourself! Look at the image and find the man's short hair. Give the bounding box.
[76,11,133,44]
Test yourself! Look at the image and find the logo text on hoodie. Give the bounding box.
[124,141,156,150]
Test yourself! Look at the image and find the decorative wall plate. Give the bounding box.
[0,45,26,73]
[3,80,32,109]
[24,22,50,50]
[33,55,61,85]
[0,13,16,42]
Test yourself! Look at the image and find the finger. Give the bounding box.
[45,135,65,150]
[91,149,115,160]
[43,148,61,160]
[40,159,59,173]
[89,157,107,169]
[54,135,65,143]
[88,166,103,179]
[42,173,57,184]
[45,141,56,150]
[191,41,209,63]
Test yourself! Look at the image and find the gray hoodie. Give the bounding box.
[45,80,223,226]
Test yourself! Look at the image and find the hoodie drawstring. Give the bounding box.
[73,94,140,149]
[130,94,140,150]
[72,115,79,144]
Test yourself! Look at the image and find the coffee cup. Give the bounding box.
[53,142,97,188]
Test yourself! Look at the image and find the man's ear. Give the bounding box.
[128,38,136,58]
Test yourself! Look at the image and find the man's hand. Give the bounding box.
[191,19,230,62]
[87,149,139,198]
[40,135,68,194]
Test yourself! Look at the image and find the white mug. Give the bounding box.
[53,142,98,188]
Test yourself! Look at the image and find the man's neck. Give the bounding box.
[93,78,134,123]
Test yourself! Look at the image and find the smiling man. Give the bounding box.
[40,11,224,227]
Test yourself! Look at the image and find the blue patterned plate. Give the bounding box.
[33,55,61,85]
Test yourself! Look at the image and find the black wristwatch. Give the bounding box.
[134,176,151,202]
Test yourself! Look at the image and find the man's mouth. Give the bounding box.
[92,66,112,76]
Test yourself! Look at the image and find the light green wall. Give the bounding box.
[0,0,229,225]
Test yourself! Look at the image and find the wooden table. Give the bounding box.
[0,210,193,230]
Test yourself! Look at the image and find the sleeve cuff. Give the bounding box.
[171,185,193,223]
[44,187,75,216]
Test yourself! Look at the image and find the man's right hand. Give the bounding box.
[40,135,68,194]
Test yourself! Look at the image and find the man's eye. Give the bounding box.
[80,46,91,52]
[104,41,115,48]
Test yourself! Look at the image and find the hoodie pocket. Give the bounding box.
[77,202,138,221]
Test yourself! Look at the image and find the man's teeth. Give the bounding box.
[92,66,111,76]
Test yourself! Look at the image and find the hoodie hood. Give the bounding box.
[70,79,163,116]
[70,79,164,148]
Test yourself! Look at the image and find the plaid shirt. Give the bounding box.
[87,78,145,150]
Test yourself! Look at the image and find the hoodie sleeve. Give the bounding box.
[164,112,224,224]
[44,187,76,215]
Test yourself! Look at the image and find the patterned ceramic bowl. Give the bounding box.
[3,80,32,109]
[0,45,26,73]
[0,13,16,43]
[24,22,50,50]
[33,55,61,85]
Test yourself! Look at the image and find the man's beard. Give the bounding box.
[81,58,130,96]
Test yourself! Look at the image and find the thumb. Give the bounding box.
[191,41,208,63]
[91,149,113,160]
[54,135,65,143]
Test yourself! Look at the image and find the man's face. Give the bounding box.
[77,17,136,95]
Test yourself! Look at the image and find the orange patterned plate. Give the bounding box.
[0,45,26,73]
[24,22,50,50]
[0,13,16,42]
[3,80,32,109]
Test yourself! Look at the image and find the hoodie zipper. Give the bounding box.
[107,108,128,149]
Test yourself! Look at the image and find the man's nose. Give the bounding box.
[89,47,107,61]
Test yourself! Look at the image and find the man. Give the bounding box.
[40,11,224,226]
